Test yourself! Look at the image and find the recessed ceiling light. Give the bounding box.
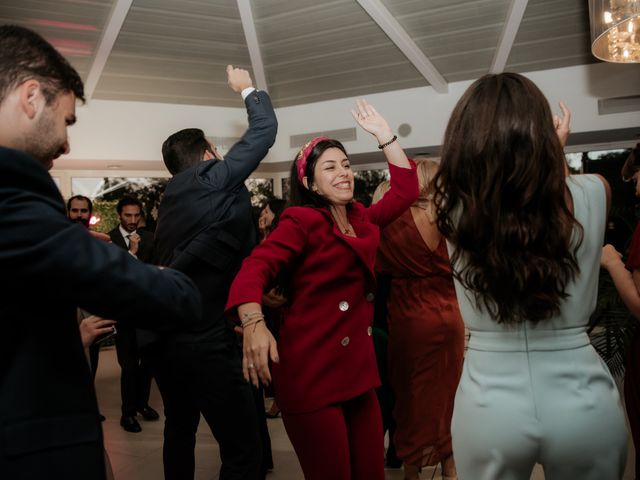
[106,164,122,169]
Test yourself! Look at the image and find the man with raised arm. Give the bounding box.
[153,65,277,480]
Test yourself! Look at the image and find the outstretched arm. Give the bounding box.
[352,99,418,226]
[200,65,278,189]
[352,99,410,170]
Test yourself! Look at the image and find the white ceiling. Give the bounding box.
[0,0,596,108]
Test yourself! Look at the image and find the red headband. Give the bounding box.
[296,136,330,183]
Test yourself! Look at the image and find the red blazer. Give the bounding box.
[226,162,418,413]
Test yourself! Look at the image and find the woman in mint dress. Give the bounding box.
[435,73,628,480]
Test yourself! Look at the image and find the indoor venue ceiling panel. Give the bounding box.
[93,0,248,105]
[254,0,426,106]
[93,74,240,107]
[506,0,595,72]
[0,0,116,80]
[0,0,601,107]
[379,0,508,81]
[268,62,426,108]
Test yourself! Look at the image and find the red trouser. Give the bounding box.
[282,389,385,480]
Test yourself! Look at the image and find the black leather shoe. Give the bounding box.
[120,415,142,433]
[138,405,160,421]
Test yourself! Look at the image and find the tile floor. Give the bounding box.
[95,346,633,480]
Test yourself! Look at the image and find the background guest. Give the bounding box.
[602,143,640,480]
[108,195,160,433]
[376,159,464,479]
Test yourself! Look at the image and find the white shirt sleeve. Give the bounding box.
[241,87,256,100]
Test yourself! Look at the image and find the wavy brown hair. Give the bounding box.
[434,73,582,325]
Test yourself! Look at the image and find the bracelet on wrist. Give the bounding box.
[240,311,264,326]
[242,318,265,330]
[378,135,397,150]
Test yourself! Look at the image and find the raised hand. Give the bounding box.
[227,65,253,93]
[128,233,140,255]
[351,99,394,144]
[553,101,571,148]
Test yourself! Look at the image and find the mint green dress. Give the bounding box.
[449,175,628,480]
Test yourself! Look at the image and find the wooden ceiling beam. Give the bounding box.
[236,0,268,91]
[356,0,448,94]
[490,0,528,73]
[84,0,134,101]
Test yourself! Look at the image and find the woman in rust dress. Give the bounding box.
[376,159,465,479]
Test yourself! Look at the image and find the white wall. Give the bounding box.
[273,62,640,161]
[67,99,249,162]
[62,62,640,168]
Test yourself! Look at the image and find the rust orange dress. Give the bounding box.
[376,208,465,467]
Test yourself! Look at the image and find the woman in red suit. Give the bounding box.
[226,99,418,480]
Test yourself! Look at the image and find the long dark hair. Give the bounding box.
[288,139,348,208]
[434,72,583,325]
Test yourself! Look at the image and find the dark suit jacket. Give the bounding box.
[154,89,277,345]
[225,162,419,414]
[0,147,202,479]
[108,227,157,347]
[108,227,155,264]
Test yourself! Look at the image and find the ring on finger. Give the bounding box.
[248,363,255,369]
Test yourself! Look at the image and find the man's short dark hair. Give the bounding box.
[116,196,143,214]
[66,195,93,214]
[0,25,85,105]
[162,128,213,175]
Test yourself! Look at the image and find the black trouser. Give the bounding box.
[152,338,262,480]
[252,384,273,477]
[115,326,153,416]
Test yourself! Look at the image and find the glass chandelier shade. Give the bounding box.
[589,0,640,62]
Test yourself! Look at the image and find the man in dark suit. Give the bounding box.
[153,65,277,480]
[0,25,202,480]
[67,195,102,377]
[108,196,160,432]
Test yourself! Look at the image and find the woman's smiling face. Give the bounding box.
[309,147,354,206]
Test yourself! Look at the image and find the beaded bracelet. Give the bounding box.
[378,135,397,150]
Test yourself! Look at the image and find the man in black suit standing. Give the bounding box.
[0,25,202,480]
[108,196,161,432]
[153,65,277,480]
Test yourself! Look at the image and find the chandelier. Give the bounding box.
[589,0,640,62]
